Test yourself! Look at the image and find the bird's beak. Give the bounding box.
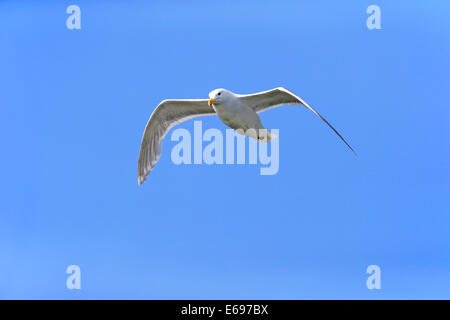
[208,98,216,107]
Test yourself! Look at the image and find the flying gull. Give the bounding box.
[137,87,357,185]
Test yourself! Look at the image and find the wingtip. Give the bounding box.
[138,172,150,186]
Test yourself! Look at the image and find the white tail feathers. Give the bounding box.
[237,128,277,143]
[264,130,277,142]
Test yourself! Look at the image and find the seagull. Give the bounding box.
[137,87,357,185]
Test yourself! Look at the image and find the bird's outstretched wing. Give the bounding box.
[138,99,215,185]
[239,87,357,156]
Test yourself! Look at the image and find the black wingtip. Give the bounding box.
[299,100,358,158]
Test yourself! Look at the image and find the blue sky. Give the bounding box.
[1,0,449,299]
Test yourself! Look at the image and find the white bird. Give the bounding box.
[137,87,356,185]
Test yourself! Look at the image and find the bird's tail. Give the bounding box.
[256,129,277,143]
[266,130,277,142]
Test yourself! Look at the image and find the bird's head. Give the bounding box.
[208,88,232,107]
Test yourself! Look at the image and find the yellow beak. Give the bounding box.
[208,98,216,107]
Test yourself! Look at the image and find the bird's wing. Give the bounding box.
[138,99,215,185]
[239,87,357,156]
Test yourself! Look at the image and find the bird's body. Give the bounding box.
[137,87,356,185]
[209,89,271,141]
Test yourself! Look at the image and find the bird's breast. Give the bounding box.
[214,101,259,131]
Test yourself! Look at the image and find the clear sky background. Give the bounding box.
[1,0,449,299]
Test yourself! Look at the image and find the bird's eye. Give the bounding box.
[217,92,221,96]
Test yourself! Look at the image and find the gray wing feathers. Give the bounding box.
[138,99,214,185]
[241,87,357,156]
[239,87,303,113]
